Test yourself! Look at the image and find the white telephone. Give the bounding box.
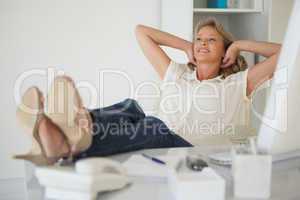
[35,158,130,200]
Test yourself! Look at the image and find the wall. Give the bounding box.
[161,0,193,63]
[0,0,161,179]
[269,0,293,43]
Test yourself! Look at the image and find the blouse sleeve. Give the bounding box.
[162,60,186,83]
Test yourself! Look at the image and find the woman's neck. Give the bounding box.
[196,62,220,81]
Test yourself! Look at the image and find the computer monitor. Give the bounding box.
[257,0,300,155]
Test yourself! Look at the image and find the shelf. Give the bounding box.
[193,8,262,14]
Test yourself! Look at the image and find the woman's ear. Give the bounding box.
[220,57,226,68]
[220,56,224,63]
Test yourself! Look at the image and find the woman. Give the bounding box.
[14,18,281,165]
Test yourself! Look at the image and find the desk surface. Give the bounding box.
[26,146,300,200]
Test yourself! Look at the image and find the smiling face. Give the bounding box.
[193,25,226,65]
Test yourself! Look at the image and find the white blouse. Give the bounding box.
[153,60,255,145]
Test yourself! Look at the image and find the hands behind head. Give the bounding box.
[221,42,240,68]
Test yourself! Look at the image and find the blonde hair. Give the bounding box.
[190,18,247,79]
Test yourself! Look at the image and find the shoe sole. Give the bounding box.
[14,87,54,165]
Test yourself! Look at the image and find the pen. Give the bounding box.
[141,153,166,165]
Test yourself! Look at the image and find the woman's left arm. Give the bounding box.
[223,40,281,96]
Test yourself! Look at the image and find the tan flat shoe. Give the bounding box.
[47,76,92,157]
[14,87,59,165]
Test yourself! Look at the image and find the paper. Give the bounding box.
[122,155,182,179]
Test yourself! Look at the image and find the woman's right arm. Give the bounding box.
[135,24,194,79]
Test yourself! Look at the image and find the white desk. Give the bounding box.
[25,146,300,200]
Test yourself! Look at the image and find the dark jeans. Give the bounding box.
[75,98,192,160]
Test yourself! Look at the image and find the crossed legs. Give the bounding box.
[15,76,92,165]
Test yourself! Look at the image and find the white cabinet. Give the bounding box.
[194,0,263,13]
